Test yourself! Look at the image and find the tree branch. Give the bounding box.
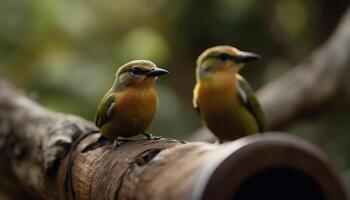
[0,77,347,199]
[259,6,350,130]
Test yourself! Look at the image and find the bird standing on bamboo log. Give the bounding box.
[193,45,266,142]
[95,60,168,149]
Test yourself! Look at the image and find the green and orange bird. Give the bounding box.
[193,45,266,142]
[95,60,168,149]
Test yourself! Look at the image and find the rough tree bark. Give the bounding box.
[190,6,350,141]
[0,78,347,200]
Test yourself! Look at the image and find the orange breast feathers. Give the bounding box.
[196,72,238,111]
[103,87,158,138]
[116,87,158,118]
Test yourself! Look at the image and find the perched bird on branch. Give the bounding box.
[95,60,169,149]
[193,45,266,142]
[65,60,168,199]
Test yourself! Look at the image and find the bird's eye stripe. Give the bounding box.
[130,67,146,75]
[217,53,234,61]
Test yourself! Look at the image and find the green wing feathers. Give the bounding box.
[237,74,266,132]
[95,93,116,128]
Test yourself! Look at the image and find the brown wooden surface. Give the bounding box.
[0,67,348,199]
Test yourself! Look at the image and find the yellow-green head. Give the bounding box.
[114,60,168,90]
[196,45,260,81]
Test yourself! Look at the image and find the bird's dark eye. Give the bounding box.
[217,53,232,61]
[130,67,144,75]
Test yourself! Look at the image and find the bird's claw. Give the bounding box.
[143,133,162,140]
[113,139,121,151]
[112,137,134,150]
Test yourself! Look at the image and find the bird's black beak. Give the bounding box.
[236,51,261,63]
[146,68,169,77]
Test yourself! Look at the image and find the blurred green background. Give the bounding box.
[0,0,349,182]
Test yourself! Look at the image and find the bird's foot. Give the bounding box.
[112,137,132,150]
[113,139,121,151]
[143,132,162,140]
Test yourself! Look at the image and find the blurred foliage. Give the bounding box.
[0,0,349,177]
